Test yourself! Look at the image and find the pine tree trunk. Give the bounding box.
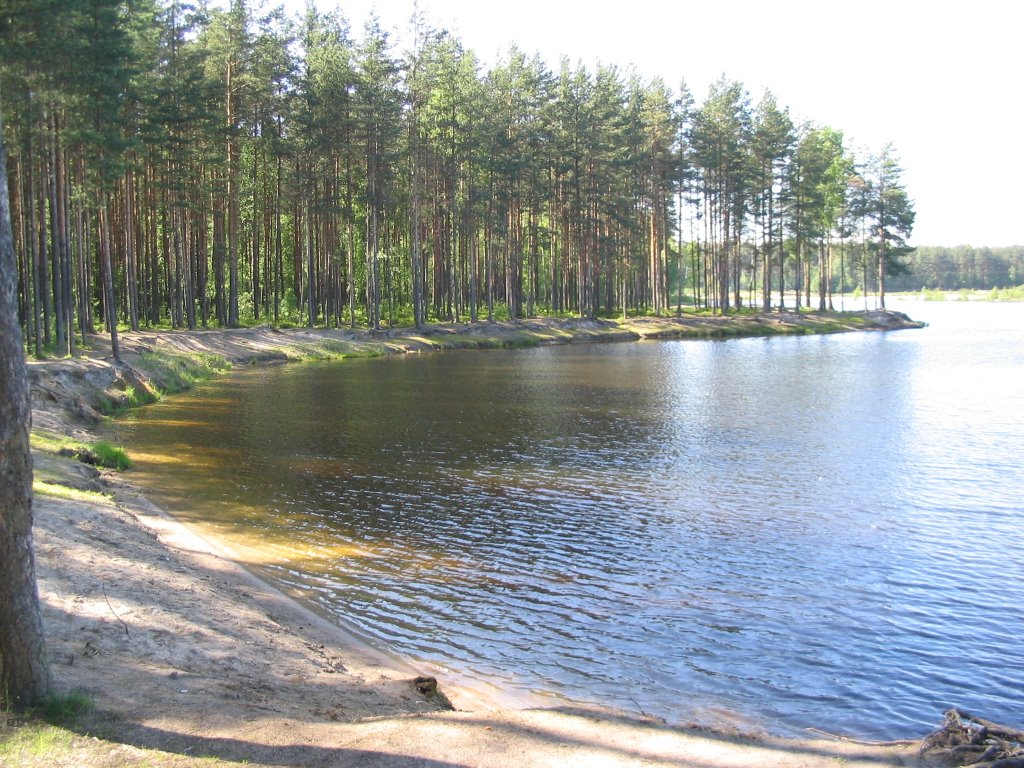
[226,60,240,328]
[878,239,887,310]
[47,111,66,352]
[123,170,140,331]
[147,166,160,325]
[213,193,226,325]
[306,201,315,327]
[57,141,75,352]
[818,241,827,310]
[97,202,120,362]
[28,126,51,348]
[0,103,51,710]
[794,234,802,310]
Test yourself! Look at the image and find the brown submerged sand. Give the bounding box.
[19,315,921,767]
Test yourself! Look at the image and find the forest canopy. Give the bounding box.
[0,0,919,356]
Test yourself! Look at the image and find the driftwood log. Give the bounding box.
[919,709,1024,767]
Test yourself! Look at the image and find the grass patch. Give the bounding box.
[32,480,111,504]
[0,693,91,764]
[29,430,80,455]
[37,692,94,726]
[95,384,160,416]
[0,723,76,764]
[90,442,132,470]
[136,350,231,394]
[287,340,371,361]
[0,716,241,767]
[30,431,131,472]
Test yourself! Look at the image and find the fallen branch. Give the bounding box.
[101,584,130,637]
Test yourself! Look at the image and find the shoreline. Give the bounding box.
[21,312,923,767]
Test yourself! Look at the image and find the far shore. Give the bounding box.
[16,310,925,768]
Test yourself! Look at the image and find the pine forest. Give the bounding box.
[0,0,917,358]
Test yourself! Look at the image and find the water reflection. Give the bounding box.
[116,301,1024,738]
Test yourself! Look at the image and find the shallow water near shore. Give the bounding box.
[115,300,1024,739]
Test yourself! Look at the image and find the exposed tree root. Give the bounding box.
[919,709,1024,767]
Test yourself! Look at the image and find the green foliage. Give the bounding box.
[5,0,926,340]
[986,285,1024,301]
[920,288,946,301]
[95,384,158,415]
[90,442,132,470]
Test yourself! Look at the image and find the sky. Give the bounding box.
[283,0,1023,247]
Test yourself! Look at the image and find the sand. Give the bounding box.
[20,315,922,767]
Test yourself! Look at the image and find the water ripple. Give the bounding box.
[117,301,1024,739]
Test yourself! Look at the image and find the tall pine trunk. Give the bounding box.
[97,201,120,362]
[0,101,51,710]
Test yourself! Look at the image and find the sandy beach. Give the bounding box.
[15,313,923,767]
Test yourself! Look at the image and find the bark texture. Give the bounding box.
[0,103,51,709]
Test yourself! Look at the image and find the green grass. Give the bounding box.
[30,431,131,472]
[0,693,93,759]
[29,431,80,455]
[37,693,94,726]
[0,692,242,766]
[286,339,374,362]
[99,385,161,416]
[0,723,76,764]
[90,442,132,470]
[136,350,231,394]
[0,721,243,766]
[32,480,112,504]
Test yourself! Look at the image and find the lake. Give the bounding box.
[115,299,1024,739]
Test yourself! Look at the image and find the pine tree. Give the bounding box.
[750,91,793,310]
[865,144,915,309]
[0,83,51,712]
[691,78,751,313]
[354,16,402,329]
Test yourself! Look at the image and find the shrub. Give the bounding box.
[89,442,132,470]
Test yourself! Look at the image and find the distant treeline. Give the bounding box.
[890,246,1024,292]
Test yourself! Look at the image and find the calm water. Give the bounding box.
[116,300,1024,738]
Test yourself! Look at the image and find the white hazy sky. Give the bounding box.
[284,0,1022,247]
